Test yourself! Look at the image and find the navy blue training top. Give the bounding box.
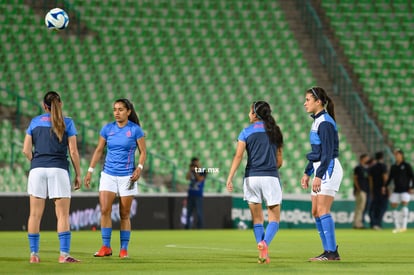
[304,110,339,178]
[238,121,279,178]
[26,113,77,171]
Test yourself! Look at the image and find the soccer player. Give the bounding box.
[84,98,146,258]
[300,87,343,261]
[385,149,414,233]
[226,101,283,264]
[23,91,86,263]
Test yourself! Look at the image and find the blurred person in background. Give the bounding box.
[352,153,372,229]
[368,151,389,230]
[185,157,206,229]
[385,149,414,233]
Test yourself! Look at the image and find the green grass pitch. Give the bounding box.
[1,229,413,274]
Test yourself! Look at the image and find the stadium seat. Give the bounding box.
[0,0,361,196]
[322,0,414,164]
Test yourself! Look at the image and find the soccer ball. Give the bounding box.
[237,220,248,230]
[45,8,69,30]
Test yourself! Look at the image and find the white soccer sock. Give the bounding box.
[393,209,401,229]
[401,206,409,229]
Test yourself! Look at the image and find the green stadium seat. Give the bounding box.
[0,0,361,196]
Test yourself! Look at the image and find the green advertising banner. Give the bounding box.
[232,195,414,229]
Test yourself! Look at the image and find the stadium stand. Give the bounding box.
[321,0,414,156]
[0,0,359,196]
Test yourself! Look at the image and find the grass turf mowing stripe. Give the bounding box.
[1,229,413,274]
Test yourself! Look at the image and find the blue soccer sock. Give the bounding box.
[120,230,131,250]
[253,224,264,244]
[28,233,40,254]
[101,227,112,248]
[264,221,279,246]
[315,217,328,251]
[58,231,71,255]
[320,213,337,252]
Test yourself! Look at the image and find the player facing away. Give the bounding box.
[84,98,146,258]
[385,149,414,233]
[300,87,343,261]
[23,91,88,263]
[226,101,284,264]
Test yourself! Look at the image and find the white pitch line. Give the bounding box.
[165,244,254,253]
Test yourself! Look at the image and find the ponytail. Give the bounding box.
[44,91,65,143]
[253,101,284,148]
[307,86,336,121]
[325,96,335,121]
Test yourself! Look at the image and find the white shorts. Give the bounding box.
[28,167,71,199]
[243,176,282,206]
[311,158,343,197]
[99,171,138,197]
[389,192,411,204]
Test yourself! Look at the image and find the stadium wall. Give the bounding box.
[1,194,413,231]
[233,194,414,229]
[0,193,233,231]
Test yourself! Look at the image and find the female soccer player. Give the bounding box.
[226,101,283,264]
[385,149,414,233]
[300,87,343,261]
[84,98,146,258]
[23,91,86,263]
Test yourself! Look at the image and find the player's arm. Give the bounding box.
[276,147,283,169]
[68,135,82,190]
[22,134,33,161]
[130,136,146,183]
[84,136,106,186]
[186,168,192,180]
[226,140,246,192]
[301,161,313,189]
[314,122,335,179]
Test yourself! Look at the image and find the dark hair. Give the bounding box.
[252,101,283,148]
[43,91,65,143]
[394,148,404,157]
[359,153,368,160]
[307,86,336,121]
[190,157,199,166]
[115,98,140,126]
[375,151,384,160]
